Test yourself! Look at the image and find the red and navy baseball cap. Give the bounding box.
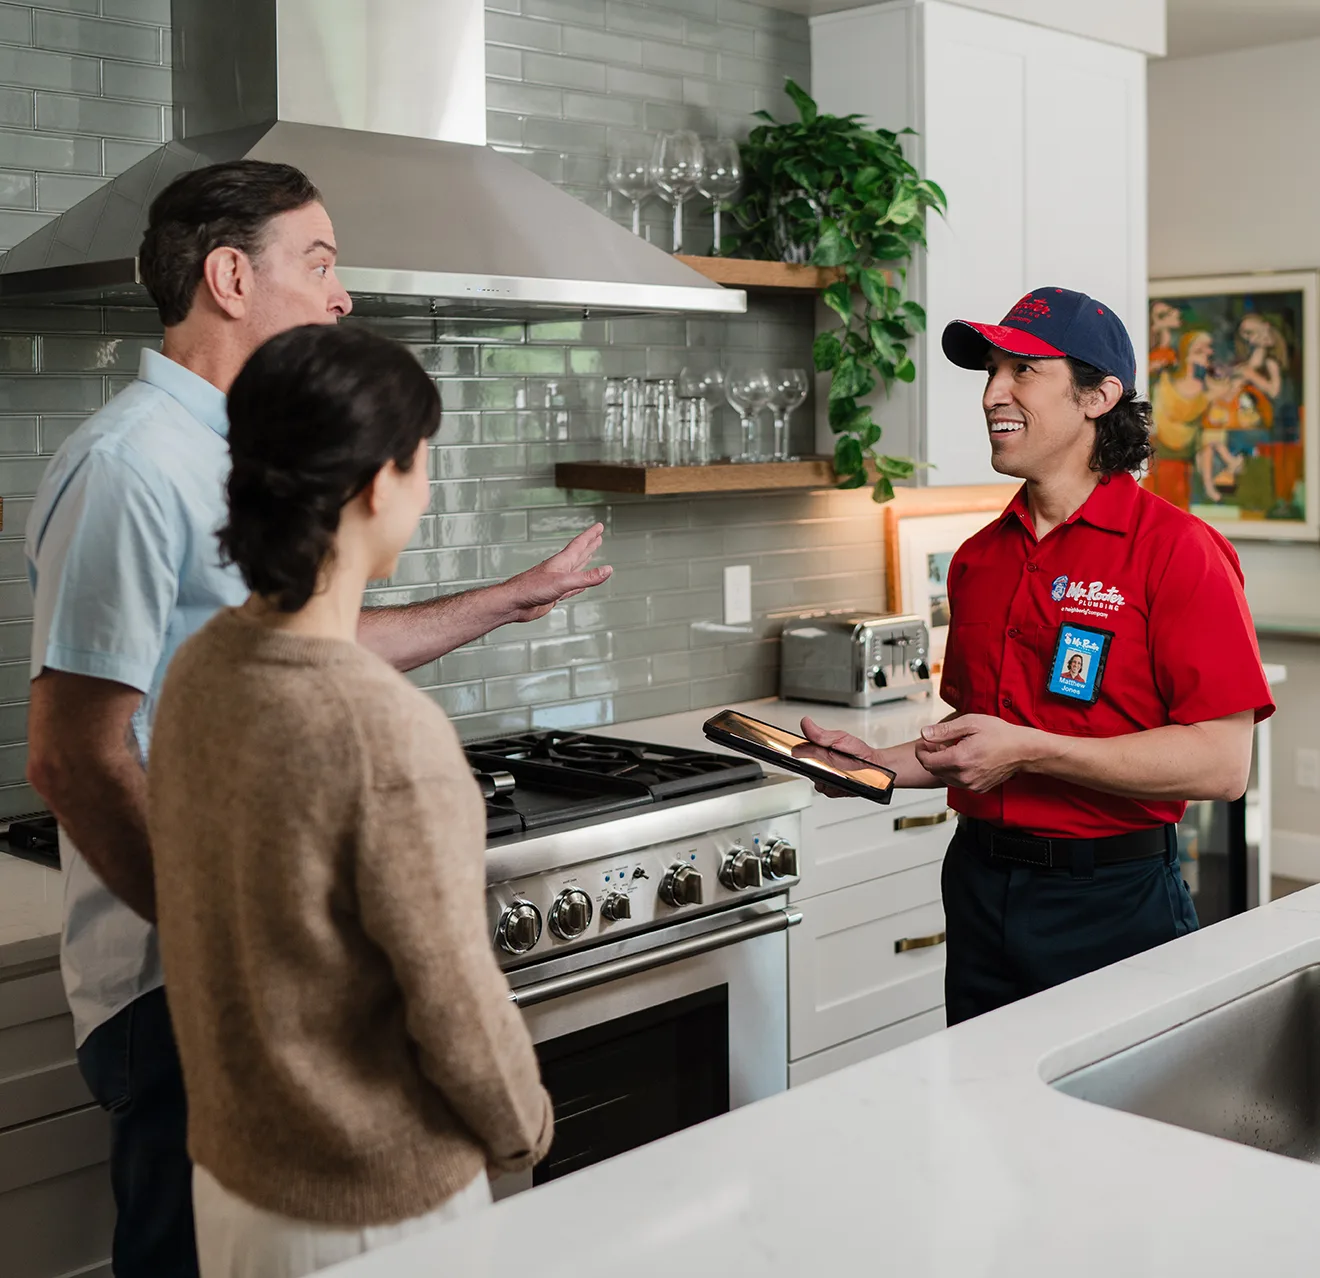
[941,287,1137,391]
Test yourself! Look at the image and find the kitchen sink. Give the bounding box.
[1052,963,1320,1163]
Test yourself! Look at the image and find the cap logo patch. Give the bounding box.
[1005,295,1051,325]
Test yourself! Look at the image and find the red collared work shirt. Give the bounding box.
[939,473,1274,837]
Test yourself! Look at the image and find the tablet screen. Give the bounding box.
[706,710,895,795]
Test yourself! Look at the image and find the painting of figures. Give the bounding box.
[1146,273,1318,540]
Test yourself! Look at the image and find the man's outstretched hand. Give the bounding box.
[499,523,613,623]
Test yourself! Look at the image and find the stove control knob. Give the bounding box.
[601,892,632,923]
[660,863,704,908]
[719,846,764,891]
[496,901,542,955]
[549,888,593,940]
[760,839,799,880]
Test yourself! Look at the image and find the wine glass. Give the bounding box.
[769,369,809,462]
[696,138,741,256]
[607,143,654,236]
[680,366,727,458]
[725,368,774,463]
[649,131,704,254]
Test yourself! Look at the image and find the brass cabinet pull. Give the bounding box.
[894,809,952,831]
[894,931,946,954]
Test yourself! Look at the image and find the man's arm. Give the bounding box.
[913,711,1254,801]
[357,524,612,673]
[26,671,156,923]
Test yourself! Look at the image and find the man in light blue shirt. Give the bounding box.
[25,160,611,1278]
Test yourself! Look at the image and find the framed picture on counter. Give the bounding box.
[884,485,1017,669]
[1147,272,1319,541]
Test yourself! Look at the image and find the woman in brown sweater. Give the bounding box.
[148,324,552,1278]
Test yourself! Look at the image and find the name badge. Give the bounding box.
[1047,624,1112,706]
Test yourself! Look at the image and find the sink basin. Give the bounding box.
[1052,963,1320,1162]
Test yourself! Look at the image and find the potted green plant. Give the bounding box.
[727,80,946,501]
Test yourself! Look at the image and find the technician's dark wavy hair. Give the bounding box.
[218,324,441,613]
[1068,357,1155,477]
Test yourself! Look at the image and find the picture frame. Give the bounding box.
[884,485,1018,667]
[1147,272,1319,541]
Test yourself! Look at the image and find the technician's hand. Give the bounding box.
[796,717,880,798]
[914,715,1039,793]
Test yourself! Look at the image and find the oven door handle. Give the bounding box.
[508,908,803,1008]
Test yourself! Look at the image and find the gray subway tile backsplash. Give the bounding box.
[34,9,161,63]
[0,0,886,816]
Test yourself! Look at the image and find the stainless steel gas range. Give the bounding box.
[463,730,812,1197]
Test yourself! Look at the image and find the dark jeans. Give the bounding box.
[76,986,197,1278]
[942,821,1199,1026]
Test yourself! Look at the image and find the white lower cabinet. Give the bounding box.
[790,860,946,1060]
[0,961,111,1278]
[788,1008,947,1088]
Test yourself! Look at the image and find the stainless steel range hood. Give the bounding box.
[0,0,745,319]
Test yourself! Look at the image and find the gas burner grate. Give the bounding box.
[467,731,763,800]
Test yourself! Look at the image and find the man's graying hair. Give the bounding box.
[139,161,322,327]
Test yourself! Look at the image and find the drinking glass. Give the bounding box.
[725,368,774,463]
[677,396,712,465]
[643,378,680,465]
[768,368,809,462]
[696,138,742,256]
[649,131,704,254]
[607,144,654,236]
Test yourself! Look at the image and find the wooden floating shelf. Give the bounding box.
[555,457,856,495]
[675,255,845,293]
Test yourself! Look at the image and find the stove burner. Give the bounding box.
[466,730,763,839]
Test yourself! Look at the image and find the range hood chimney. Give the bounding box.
[0,0,745,318]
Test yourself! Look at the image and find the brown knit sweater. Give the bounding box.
[147,607,552,1225]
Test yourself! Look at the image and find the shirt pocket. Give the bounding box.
[1030,623,1101,736]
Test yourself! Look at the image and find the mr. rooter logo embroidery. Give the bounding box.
[1063,580,1126,613]
[1006,295,1051,325]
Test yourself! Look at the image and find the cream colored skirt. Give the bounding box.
[192,1164,492,1278]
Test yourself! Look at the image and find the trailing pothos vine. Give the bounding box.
[727,80,947,501]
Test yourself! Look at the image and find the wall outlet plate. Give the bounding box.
[1296,747,1320,791]
[723,564,752,626]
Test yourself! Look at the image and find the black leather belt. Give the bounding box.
[958,816,1171,872]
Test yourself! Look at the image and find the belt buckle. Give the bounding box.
[989,831,1054,868]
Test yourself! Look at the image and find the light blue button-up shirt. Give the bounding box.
[26,348,246,1046]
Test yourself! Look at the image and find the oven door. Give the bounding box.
[493,896,797,1198]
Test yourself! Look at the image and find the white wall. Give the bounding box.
[1150,40,1320,621]
[1150,39,1320,868]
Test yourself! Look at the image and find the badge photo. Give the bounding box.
[1047,624,1113,706]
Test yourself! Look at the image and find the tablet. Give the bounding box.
[702,709,896,805]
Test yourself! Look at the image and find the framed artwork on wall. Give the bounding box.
[1147,272,1319,540]
[884,485,1018,668]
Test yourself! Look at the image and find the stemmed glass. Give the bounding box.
[607,143,654,236]
[768,369,809,462]
[725,368,774,463]
[696,138,741,256]
[649,131,704,254]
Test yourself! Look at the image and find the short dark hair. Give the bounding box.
[1068,356,1154,477]
[218,325,441,613]
[139,161,322,326]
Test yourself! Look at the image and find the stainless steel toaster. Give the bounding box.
[779,611,933,708]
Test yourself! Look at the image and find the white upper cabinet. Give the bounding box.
[811,0,1149,487]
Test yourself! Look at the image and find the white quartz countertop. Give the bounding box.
[0,854,62,969]
[329,881,1320,1277]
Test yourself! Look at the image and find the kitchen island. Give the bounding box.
[328,879,1320,1277]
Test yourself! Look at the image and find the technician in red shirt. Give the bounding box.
[801,287,1275,1024]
